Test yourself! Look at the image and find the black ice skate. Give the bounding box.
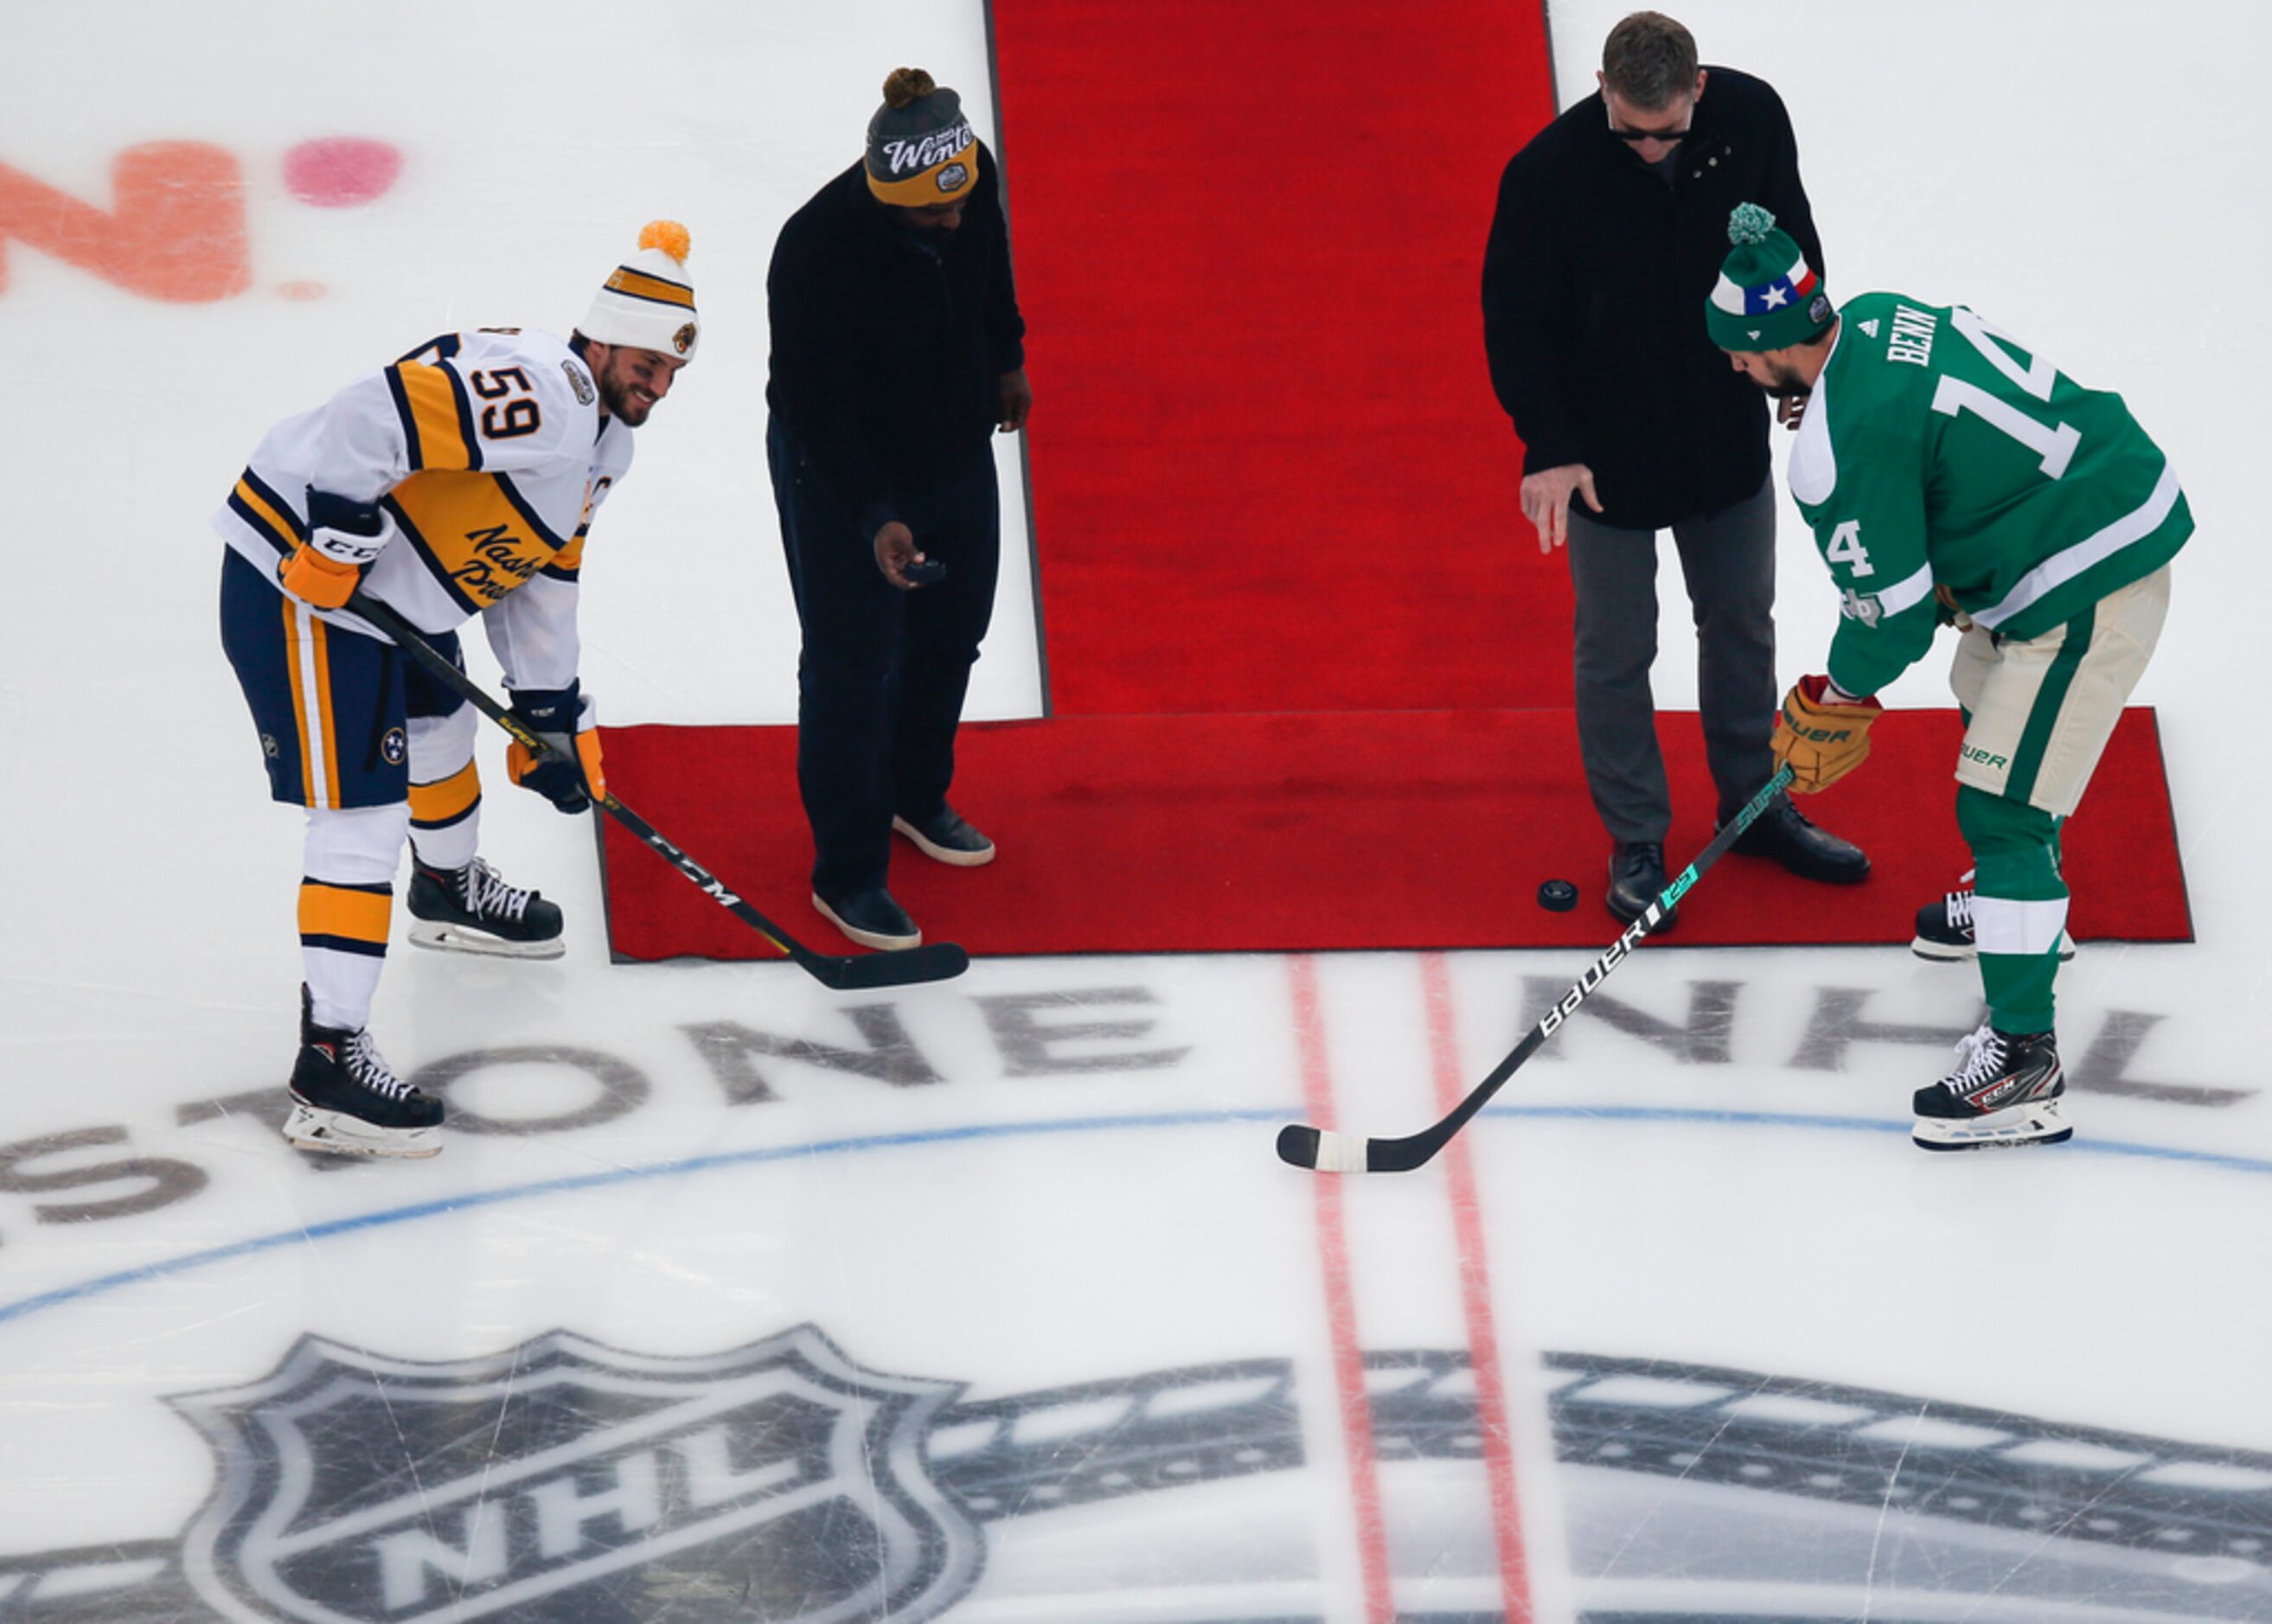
[407,856,565,959]
[285,993,443,1159]
[1911,870,2075,962]
[1911,1021,2070,1151]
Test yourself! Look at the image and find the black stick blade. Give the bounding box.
[1276,1123,1379,1173]
[815,942,971,990]
[1276,1123,1322,1168]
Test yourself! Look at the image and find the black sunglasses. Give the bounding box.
[1606,107,1692,144]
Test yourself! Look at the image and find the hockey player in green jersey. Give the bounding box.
[1707,202,2191,1151]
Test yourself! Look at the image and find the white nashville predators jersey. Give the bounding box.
[211,327,635,692]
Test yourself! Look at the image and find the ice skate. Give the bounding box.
[285,994,444,1158]
[407,856,565,959]
[1911,871,2074,962]
[1911,1020,2070,1151]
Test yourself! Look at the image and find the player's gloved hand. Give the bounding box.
[506,683,606,813]
[1772,675,1885,794]
[279,489,394,610]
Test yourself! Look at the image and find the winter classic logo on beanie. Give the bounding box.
[582,221,699,359]
[1706,203,1831,353]
[866,67,977,205]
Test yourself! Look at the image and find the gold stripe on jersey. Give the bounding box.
[281,596,315,802]
[386,470,569,616]
[387,360,481,473]
[409,759,482,828]
[231,471,304,557]
[310,612,342,808]
[542,532,588,583]
[605,266,696,308]
[298,881,393,946]
[280,598,342,809]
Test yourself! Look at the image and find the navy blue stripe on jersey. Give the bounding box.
[299,932,389,959]
[385,366,426,471]
[495,471,567,552]
[444,363,485,474]
[396,332,463,365]
[229,467,308,557]
[381,497,488,619]
[541,560,581,584]
[243,469,308,540]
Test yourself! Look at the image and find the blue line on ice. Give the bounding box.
[2,1105,2263,1327]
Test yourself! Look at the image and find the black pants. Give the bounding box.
[766,418,1000,898]
[1564,476,1778,845]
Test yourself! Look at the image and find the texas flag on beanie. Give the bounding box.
[1706,202,1833,351]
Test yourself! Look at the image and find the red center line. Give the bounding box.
[1424,951,1535,1621]
[1286,954,1396,1624]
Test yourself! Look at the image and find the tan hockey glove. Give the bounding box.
[1772,675,1884,794]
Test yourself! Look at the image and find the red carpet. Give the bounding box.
[990,0,1567,713]
[597,709,2190,962]
[595,8,2193,963]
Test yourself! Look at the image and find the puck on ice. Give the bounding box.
[1538,879,1578,912]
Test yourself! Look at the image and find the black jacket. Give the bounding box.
[766,141,1027,536]
[1482,68,1821,530]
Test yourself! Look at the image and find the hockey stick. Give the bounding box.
[1277,764,1797,1173]
[346,592,970,991]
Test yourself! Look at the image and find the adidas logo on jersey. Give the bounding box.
[1859,318,1881,337]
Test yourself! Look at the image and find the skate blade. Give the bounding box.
[1909,932,2076,964]
[407,920,566,961]
[1912,1096,2072,1152]
[1909,937,1974,962]
[283,1103,442,1160]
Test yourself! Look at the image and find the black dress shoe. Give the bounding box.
[1725,796,1870,884]
[893,805,995,866]
[812,887,922,950]
[1606,841,1676,930]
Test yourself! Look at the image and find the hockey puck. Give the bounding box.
[1537,879,1579,912]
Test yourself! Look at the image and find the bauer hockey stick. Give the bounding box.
[1277,764,1797,1173]
[347,593,970,991]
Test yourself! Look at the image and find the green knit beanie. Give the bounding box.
[1706,202,1833,351]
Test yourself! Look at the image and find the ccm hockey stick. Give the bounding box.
[1277,764,1797,1173]
[347,592,970,991]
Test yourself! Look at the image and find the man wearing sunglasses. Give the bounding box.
[1483,11,1867,926]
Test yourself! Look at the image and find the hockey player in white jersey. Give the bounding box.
[214,222,699,1158]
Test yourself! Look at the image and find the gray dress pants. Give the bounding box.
[1564,475,1778,845]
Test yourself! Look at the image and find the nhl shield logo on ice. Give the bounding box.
[170,1326,982,1622]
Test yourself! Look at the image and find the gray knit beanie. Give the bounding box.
[865,67,977,205]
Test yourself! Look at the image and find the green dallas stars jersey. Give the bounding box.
[1789,291,2192,699]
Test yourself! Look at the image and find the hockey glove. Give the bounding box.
[506,683,606,813]
[279,489,394,610]
[1772,675,1884,795]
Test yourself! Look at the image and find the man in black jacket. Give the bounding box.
[767,67,1030,951]
[1482,11,1866,925]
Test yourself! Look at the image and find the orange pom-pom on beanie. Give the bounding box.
[581,220,699,360]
